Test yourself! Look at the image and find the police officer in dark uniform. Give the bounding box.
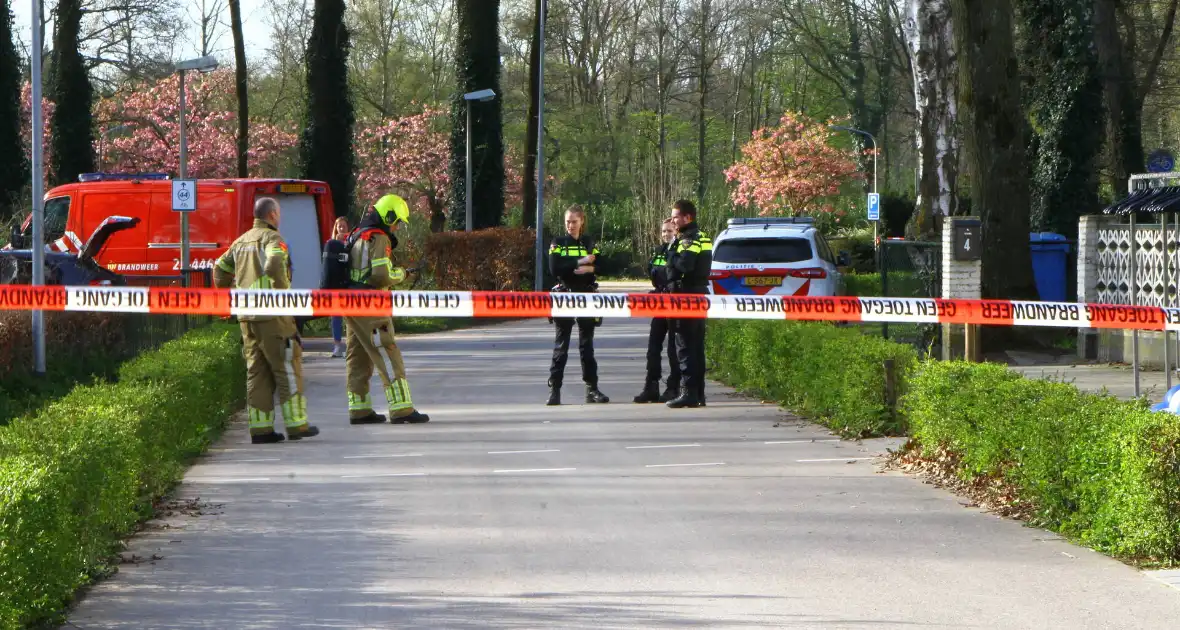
[634,218,681,403]
[665,199,712,409]
[546,205,610,406]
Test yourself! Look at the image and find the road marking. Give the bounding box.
[488,449,561,454]
[645,462,726,468]
[222,458,281,463]
[797,457,876,463]
[192,477,271,483]
[342,453,424,459]
[493,468,576,473]
[626,444,700,450]
[765,439,840,445]
[340,472,427,479]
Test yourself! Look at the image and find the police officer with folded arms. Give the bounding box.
[665,200,712,409]
[634,218,681,403]
[546,205,610,406]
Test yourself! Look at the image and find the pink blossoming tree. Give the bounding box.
[724,111,864,219]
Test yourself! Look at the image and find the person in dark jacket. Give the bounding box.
[546,205,610,406]
[665,199,713,409]
[634,218,681,403]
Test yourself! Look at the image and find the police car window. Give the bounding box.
[43,197,70,242]
[713,237,813,264]
[816,237,836,264]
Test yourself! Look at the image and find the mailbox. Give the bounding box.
[952,219,982,261]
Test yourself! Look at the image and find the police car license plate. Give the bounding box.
[743,276,783,287]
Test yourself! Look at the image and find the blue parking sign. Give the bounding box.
[867,193,880,221]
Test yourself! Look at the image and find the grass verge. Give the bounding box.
[0,323,245,629]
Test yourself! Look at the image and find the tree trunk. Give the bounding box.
[905,0,958,240]
[950,0,1037,301]
[523,0,542,230]
[0,0,27,218]
[696,0,710,207]
[449,0,505,231]
[49,0,93,187]
[430,198,446,233]
[301,0,355,218]
[1018,0,1104,236]
[228,0,249,178]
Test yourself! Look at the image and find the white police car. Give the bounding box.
[708,217,849,297]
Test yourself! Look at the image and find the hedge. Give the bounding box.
[904,361,1180,563]
[0,323,245,629]
[707,317,1180,563]
[422,227,535,290]
[0,311,198,425]
[706,319,917,438]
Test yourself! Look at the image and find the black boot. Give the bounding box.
[633,381,661,403]
[391,410,430,424]
[287,425,320,440]
[659,384,679,403]
[350,412,387,425]
[251,431,285,445]
[666,389,701,409]
[586,385,609,404]
[547,386,561,406]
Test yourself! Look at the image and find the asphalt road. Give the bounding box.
[69,318,1180,629]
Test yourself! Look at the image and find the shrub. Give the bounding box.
[903,361,1180,562]
[706,320,917,437]
[843,271,928,298]
[0,311,195,424]
[423,227,535,290]
[0,324,244,628]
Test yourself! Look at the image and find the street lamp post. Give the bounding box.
[463,89,497,233]
[829,125,878,245]
[173,55,218,283]
[534,0,547,291]
[30,0,45,375]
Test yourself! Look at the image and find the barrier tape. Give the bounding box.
[0,284,1175,330]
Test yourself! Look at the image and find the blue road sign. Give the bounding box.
[867,193,880,221]
[1147,149,1175,173]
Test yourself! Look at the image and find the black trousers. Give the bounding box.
[672,318,707,397]
[645,317,680,387]
[549,317,598,388]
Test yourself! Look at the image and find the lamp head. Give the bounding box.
[463,88,496,102]
[175,55,219,73]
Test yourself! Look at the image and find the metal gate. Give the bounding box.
[878,239,942,354]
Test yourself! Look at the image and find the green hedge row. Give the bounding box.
[0,324,245,629]
[905,361,1180,563]
[842,271,929,298]
[706,319,917,438]
[707,319,1180,563]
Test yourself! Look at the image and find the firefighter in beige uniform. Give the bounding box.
[214,197,321,444]
[345,194,430,425]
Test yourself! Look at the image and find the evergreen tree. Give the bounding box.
[301,0,355,218]
[49,0,94,186]
[0,0,26,219]
[449,0,505,231]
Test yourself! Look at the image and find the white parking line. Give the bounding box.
[797,458,876,463]
[340,472,427,479]
[765,439,840,445]
[493,468,576,473]
[191,477,271,483]
[645,462,726,468]
[626,444,701,450]
[488,449,561,454]
[342,454,424,459]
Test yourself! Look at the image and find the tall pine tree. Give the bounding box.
[449,0,505,230]
[50,0,94,186]
[302,0,355,218]
[0,0,26,219]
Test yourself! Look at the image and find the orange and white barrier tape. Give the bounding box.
[0,284,1175,330]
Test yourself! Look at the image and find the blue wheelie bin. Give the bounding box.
[1029,233,1070,302]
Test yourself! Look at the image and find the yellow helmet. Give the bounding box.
[373,194,410,226]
